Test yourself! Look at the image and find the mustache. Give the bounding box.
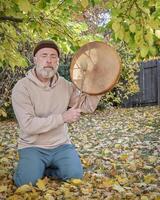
[36,65,53,69]
[43,66,53,69]
[36,65,58,69]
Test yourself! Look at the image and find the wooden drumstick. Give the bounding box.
[76,63,87,108]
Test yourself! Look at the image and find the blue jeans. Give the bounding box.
[14,144,83,186]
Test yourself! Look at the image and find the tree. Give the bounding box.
[1,0,160,69]
[0,0,102,69]
[107,0,160,59]
[1,0,160,117]
[78,0,160,60]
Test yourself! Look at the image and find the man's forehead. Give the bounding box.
[35,48,58,56]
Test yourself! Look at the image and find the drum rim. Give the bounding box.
[70,41,121,95]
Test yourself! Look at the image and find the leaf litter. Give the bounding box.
[0,106,160,200]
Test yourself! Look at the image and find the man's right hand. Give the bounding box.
[62,106,81,123]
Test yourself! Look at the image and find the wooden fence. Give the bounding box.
[123,60,160,107]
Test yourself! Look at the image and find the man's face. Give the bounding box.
[34,48,59,79]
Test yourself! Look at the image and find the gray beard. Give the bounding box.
[35,65,58,79]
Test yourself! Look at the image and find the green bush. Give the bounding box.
[98,42,139,108]
[0,66,27,120]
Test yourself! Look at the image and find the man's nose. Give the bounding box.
[46,57,52,63]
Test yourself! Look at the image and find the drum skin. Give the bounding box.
[70,41,121,95]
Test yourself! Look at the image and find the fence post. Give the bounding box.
[157,60,160,105]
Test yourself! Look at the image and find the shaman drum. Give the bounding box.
[70,41,121,95]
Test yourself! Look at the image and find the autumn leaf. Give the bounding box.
[15,184,33,193]
[0,185,7,192]
[144,174,157,184]
[36,179,46,191]
[69,179,83,186]
[0,106,160,199]
[113,184,125,193]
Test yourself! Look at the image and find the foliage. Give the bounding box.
[0,106,160,199]
[0,67,27,119]
[1,0,160,70]
[0,0,102,69]
[100,41,139,107]
[68,0,160,59]
[1,0,160,116]
[101,0,160,59]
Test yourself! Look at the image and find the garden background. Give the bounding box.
[0,0,160,199]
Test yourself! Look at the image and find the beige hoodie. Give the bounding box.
[12,69,101,149]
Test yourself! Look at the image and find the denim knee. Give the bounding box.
[13,172,41,187]
[13,148,46,187]
[60,166,83,180]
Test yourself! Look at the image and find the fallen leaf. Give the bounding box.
[70,179,83,186]
[15,184,33,194]
[113,184,125,192]
[0,185,7,192]
[144,174,157,184]
[36,179,46,191]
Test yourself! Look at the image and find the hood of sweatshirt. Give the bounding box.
[26,68,59,90]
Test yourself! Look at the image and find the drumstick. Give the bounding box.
[76,63,87,108]
[74,45,95,108]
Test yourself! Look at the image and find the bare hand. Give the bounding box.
[62,106,81,123]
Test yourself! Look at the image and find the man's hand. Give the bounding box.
[62,106,81,123]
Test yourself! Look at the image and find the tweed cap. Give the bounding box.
[33,40,60,57]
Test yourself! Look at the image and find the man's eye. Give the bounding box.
[51,56,57,59]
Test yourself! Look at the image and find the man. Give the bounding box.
[12,40,101,187]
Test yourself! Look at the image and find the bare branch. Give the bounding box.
[0,16,23,23]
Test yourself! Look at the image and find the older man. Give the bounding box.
[12,40,101,186]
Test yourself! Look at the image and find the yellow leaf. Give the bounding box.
[17,0,31,13]
[140,45,149,58]
[81,158,92,168]
[15,184,32,193]
[0,157,9,164]
[81,187,93,194]
[128,161,137,171]
[144,174,156,184]
[80,0,88,8]
[0,185,7,192]
[0,108,7,117]
[156,165,160,172]
[141,196,149,200]
[0,169,7,177]
[103,148,110,154]
[102,178,115,187]
[148,156,157,163]
[113,184,125,192]
[119,154,129,161]
[7,194,24,200]
[116,175,128,185]
[70,179,83,186]
[115,144,122,149]
[44,193,55,200]
[129,24,136,33]
[36,179,46,191]
[155,30,160,39]
[63,188,73,198]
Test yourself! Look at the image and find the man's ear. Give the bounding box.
[56,58,60,66]
[33,57,37,64]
